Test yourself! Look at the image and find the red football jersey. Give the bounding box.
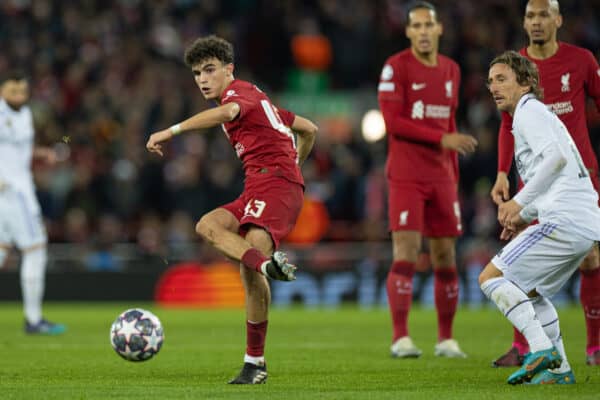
[378,49,461,183]
[498,42,600,173]
[220,79,303,185]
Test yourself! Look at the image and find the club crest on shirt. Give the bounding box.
[380,64,393,81]
[561,73,570,92]
[411,101,424,119]
[234,142,245,157]
[445,80,453,98]
[223,90,238,101]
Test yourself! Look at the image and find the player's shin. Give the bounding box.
[434,267,458,340]
[580,268,600,357]
[245,320,268,365]
[387,261,415,341]
[20,246,47,325]
[481,277,552,352]
[531,297,571,373]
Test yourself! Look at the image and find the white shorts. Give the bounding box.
[492,222,593,298]
[0,186,47,249]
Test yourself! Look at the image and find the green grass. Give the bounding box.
[0,303,599,399]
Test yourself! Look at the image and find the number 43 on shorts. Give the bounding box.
[244,199,267,218]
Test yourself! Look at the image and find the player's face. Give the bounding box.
[487,63,530,115]
[524,0,562,45]
[0,79,29,110]
[405,8,442,56]
[191,58,234,100]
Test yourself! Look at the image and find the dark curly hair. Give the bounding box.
[184,35,234,67]
[490,50,543,100]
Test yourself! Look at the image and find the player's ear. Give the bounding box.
[225,63,234,77]
[437,22,443,35]
[555,14,563,29]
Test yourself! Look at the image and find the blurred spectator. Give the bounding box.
[0,0,598,271]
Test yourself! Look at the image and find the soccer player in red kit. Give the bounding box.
[146,35,317,384]
[377,1,477,359]
[490,0,600,368]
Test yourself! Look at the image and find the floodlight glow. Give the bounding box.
[361,109,386,142]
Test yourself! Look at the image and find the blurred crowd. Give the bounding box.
[1,0,599,271]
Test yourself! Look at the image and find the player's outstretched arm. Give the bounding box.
[292,115,318,165]
[146,102,241,156]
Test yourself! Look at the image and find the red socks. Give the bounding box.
[241,248,269,273]
[387,261,415,341]
[581,268,600,354]
[434,268,459,341]
[511,329,530,355]
[246,320,268,357]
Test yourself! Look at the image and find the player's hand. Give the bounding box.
[499,226,515,241]
[491,172,510,205]
[440,133,478,155]
[498,199,524,229]
[499,218,526,240]
[146,129,173,157]
[33,147,58,165]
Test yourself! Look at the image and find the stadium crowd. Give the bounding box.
[1,0,599,274]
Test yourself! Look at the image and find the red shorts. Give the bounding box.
[221,176,304,249]
[388,181,462,237]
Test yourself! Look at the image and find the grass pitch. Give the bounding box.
[0,303,599,399]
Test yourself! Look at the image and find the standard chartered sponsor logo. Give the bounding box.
[425,105,450,118]
[411,101,450,119]
[547,101,573,115]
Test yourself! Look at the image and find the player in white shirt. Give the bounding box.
[479,51,600,385]
[0,71,65,335]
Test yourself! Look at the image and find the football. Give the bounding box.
[110,308,164,361]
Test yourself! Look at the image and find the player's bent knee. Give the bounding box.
[195,215,218,242]
[429,238,456,267]
[478,262,503,286]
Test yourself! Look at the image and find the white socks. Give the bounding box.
[481,277,552,352]
[21,247,47,325]
[532,296,571,373]
[244,354,265,366]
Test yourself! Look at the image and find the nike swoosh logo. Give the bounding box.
[525,356,544,371]
[412,83,426,90]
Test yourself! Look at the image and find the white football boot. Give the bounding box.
[390,336,423,358]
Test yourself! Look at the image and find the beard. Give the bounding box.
[531,38,547,46]
[4,100,24,111]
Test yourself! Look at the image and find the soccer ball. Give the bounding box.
[110,308,164,361]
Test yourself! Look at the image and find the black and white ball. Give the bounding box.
[110,308,164,361]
